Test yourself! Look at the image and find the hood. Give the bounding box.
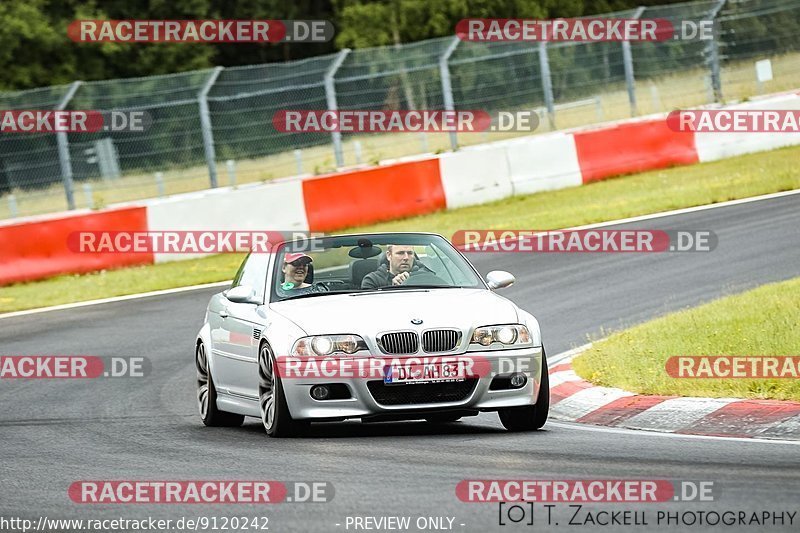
[270,288,519,336]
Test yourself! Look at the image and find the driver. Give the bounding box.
[281,253,313,290]
[361,244,421,289]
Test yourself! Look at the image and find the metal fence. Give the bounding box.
[1,0,799,219]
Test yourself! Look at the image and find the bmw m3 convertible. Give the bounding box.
[195,232,549,437]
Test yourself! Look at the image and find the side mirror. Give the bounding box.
[226,285,258,304]
[486,270,515,290]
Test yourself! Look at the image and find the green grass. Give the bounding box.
[1,143,799,314]
[572,277,800,401]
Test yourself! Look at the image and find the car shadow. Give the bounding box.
[236,417,507,439]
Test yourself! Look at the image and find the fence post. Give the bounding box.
[324,49,351,168]
[623,7,646,116]
[82,183,94,209]
[199,66,224,188]
[226,160,237,187]
[538,42,556,130]
[7,194,18,218]
[294,150,304,174]
[440,36,460,151]
[56,81,82,210]
[706,0,727,102]
[155,172,165,197]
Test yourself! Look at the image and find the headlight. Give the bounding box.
[470,325,531,348]
[291,335,368,357]
[311,336,333,355]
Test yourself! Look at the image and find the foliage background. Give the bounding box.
[1,0,687,90]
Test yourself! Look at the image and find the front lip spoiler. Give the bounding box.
[359,408,480,423]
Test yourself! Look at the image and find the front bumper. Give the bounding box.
[281,346,544,420]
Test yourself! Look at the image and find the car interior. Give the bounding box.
[275,237,477,297]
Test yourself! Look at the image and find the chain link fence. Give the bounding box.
[1,0,798,219]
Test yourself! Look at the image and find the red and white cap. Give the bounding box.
[284,252,312,264]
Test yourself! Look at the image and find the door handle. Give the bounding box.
[219,308,229,319]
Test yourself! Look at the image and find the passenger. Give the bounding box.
[361,245,420,289]
[281,253,313,290]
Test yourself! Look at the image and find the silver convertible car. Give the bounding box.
[195,232,549,437]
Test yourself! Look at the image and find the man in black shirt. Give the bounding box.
[361,244,420,289]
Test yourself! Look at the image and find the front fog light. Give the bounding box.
[510,373,527,388]
[310,385,331,400]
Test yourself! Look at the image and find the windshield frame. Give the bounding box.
[268,233,487,303]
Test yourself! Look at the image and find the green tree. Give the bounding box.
[210,0,336,64]
[0,0,216,90]
[333,0,679,49]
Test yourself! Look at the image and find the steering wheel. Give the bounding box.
[311,282,331,292]
[318,279,350,291]
[405,270,449,286]
[317,279,347,289]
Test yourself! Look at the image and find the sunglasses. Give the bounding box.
[287,259,311,267]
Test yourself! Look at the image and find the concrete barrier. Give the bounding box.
[695,94,800,162]
[573,118,699,183]
[438,145,512,209]
[0,206,151,285]
[145,180,309,263]
[505,133,583,195]
[303,158,444,232]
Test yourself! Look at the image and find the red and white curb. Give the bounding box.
[548,345,800,440]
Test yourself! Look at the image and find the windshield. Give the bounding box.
[270,234,484,302]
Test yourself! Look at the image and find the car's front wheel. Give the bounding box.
[196,341,244,427]
[498,348,550,431]
[258,342,308,438]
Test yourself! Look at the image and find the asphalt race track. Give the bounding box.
[2,193,799,532]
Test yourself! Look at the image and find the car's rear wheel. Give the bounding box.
[196,341,244,427]
[498,348,550,431]
[258,342,308,438]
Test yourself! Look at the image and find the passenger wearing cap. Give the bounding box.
[281,253,313,290]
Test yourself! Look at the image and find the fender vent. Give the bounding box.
[253,329,262,340]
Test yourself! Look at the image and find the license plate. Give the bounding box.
[383,361,466,385]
